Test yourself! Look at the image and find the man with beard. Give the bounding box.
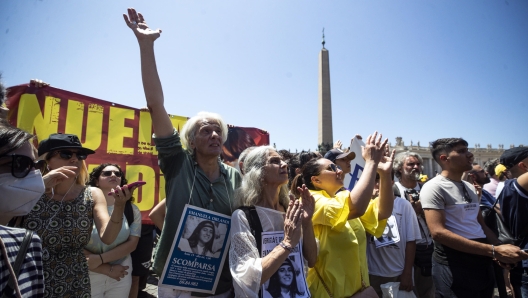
[393,152,434,298]
[467,163,495,207]
[420,138,527,298]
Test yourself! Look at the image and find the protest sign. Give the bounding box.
[6,84,269,224]
[260,231,310,298]
[159,205,231,293]
[343,136,366,190]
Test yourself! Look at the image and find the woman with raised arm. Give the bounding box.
[19,133,130,297]
[230,146,317,298]
[84,163,142,297]
[291,132,395,297]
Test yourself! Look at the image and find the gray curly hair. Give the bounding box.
[393,151,424,179]
[180,111,228,154]
[234,146,290,209]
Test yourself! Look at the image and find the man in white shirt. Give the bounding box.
[367,172,421,297]
[393,151,434,298]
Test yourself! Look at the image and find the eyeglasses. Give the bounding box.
[101,170,122,177]
[0,154,47,178]
[326,164,342,173]
[51,150,87,161]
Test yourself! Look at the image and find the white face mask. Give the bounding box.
[0,170,45,217]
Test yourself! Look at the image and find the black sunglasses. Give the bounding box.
[0,154,47,178]
[326,164,342,173]
[52,150,88,161]
[101,170,122,177]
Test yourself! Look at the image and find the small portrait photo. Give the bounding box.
[262,254,308,298]
[177,216,227,258]
[373,215,400,248]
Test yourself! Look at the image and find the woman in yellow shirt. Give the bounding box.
[292,132,395,297]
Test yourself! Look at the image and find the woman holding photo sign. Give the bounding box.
[292,132,395,298]
[230,146,317,298]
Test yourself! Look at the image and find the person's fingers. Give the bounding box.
[376,133,382,146]
[366,134,373,145]
[285,199,294,219]
[380,137,388,150]
[138,12,145,23]
[123,13,130,24]
[371,131,378,144]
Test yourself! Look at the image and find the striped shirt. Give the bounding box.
[0,226,44,297]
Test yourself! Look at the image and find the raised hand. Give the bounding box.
[377,147,396,174]
[43,166,78,190]
[282,200,303,248]
[108,184,134,207]
[296,185,315,225]
[123,8,162,42]
[361,131,389,164]
[333,140,342,149]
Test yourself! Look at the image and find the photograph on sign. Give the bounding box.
[260,231,311,298]
[159,205,231,293]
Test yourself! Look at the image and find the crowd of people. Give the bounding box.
[1,7,528,298]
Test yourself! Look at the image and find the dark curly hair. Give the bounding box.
[187,220,216,255]
[87,163,133,202]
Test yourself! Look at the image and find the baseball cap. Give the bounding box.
[324,149,356,163]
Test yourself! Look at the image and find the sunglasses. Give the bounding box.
[101,170,123,177]
[51,150,88,161]
[0,154,47,178]
[326,164,342,173]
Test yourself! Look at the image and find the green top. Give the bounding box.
[153,129,241,296]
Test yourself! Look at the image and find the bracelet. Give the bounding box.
[279,242,294,253]
[99,254,104,264]
[110,217,122,224]
[492,244,495,259]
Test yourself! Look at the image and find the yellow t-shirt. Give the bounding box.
[307,190,387,298]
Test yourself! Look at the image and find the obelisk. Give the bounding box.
[318,29,333,147]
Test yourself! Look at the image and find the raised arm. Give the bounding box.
[348,132,386,219]
[123,8,173,137]
[376,147,396,220]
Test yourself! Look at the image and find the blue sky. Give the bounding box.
[1,0,527,152]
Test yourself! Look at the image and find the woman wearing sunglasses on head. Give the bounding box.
[83,163,142,298]
[291,132,395,298]
[0,121,46,297]
[18,133,130,298]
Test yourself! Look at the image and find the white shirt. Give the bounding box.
[366,197,422,277]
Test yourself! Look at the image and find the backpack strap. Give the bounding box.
[237,206,263,255]
[124,201,134,227]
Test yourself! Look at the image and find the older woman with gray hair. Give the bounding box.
[230,146,317,298]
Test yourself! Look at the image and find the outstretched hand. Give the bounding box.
[295,185,315,225]
[123,8,162,42]
[377,147,396,174]
[361,131,389,164]
[283,200,303,248]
